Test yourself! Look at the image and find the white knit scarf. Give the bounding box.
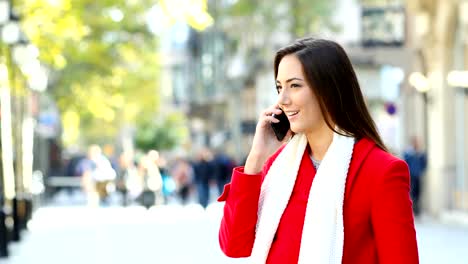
[250,132,355,264]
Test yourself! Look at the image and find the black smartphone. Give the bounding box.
[271,110,290,141]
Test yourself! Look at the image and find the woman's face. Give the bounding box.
[276,54,326,134]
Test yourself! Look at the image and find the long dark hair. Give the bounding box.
[274,37,387,151]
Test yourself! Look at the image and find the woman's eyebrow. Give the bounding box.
[276,77,304,84]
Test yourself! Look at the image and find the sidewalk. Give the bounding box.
[2,199,468,263]
[416,215,468,264]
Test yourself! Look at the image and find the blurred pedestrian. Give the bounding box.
[192,148,214,208]
[403,136,427,216]
[138,150,164,208]
[103,144,119,172]
[218,38,418,263]
[171,157,194,205]
[212,150,234,195]
[158,155,176,203]
[116,151,139,206]
[81,145,116,206]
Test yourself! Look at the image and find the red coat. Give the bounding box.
[218,138,419,263]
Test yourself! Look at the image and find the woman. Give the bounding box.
[218,38,418,264]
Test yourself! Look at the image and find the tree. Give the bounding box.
[17,0,212,147]
[17,0,160,146]
[211,0,339,84]
[134,112,189,152]
[219,0,338,43]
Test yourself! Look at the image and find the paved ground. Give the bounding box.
[415,217,468,264]
[2,191,468,264]
[4,203,245,264]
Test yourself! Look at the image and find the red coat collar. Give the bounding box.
[345,138,376,200]
[267,136,377,199]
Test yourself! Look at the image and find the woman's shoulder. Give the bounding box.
[371,147,405,168]
[357,138,409,179]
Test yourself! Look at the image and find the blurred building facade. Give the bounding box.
[157,0,467,219]
[255,0,468,219]
[156,6,239,161]
[273,0,465,219]
[403,0,468,218]
[334,0,468,218]
[307,0,468,219]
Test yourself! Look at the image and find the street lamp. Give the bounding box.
[12,40,46,233]
[0,0,40,255]
[0,64,10,257]
[409,72,430,93]
[0,0,16,257]
[0,1,8,24]
[1,18,19,45]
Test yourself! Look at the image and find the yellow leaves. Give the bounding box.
[53,54,67,69]
[16,0,163,145]
[19,0,89,68]
[118,45,139,66]
[160,0,213,31]
[22,2,88,40]
[62,110,80,146]
[110,74,123,87]
[88,98,115,123]
[21,0,71,10]
[123,102,139,123]
[110,94,124,108]
[70,81,116,123]
[53,16,90,41]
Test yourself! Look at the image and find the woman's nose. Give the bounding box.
[277,90,291,106]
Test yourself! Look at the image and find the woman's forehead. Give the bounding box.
[277,55,305,81]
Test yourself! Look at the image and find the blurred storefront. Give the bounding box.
[329,0,468,220]
[328,1,410,155]
[157,13,240,159]
[445,1,468,214]
[256,0,468,219]
[405,0,468,220]
[34,93,62,186]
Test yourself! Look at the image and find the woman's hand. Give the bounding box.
[244,105,292,174]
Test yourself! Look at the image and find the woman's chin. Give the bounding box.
[290,126,302,134]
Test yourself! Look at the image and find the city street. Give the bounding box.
[0,1,466,264]
[3,197,468,264]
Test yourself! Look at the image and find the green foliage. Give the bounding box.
[134,112,189,152]
[359,0,402,6]
[17,0,160,145]
[225,0,260,16]
[221,0,338,39]
[290,0,339,37]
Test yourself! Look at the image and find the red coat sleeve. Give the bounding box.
[217,145,286,258]
[371,159,419,263]
[217,166,262,257]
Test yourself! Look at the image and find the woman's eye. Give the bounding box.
[291,83,301,88]
[276,86,282,93]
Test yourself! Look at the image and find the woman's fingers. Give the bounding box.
[261,106,283,123]
[266,107,282,116]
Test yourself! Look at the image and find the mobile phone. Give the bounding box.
[271,110,290,141]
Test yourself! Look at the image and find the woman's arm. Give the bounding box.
[218,167,263,257]
[218,105,289,257]
[371,159,419,263]
[218,145,283,258]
